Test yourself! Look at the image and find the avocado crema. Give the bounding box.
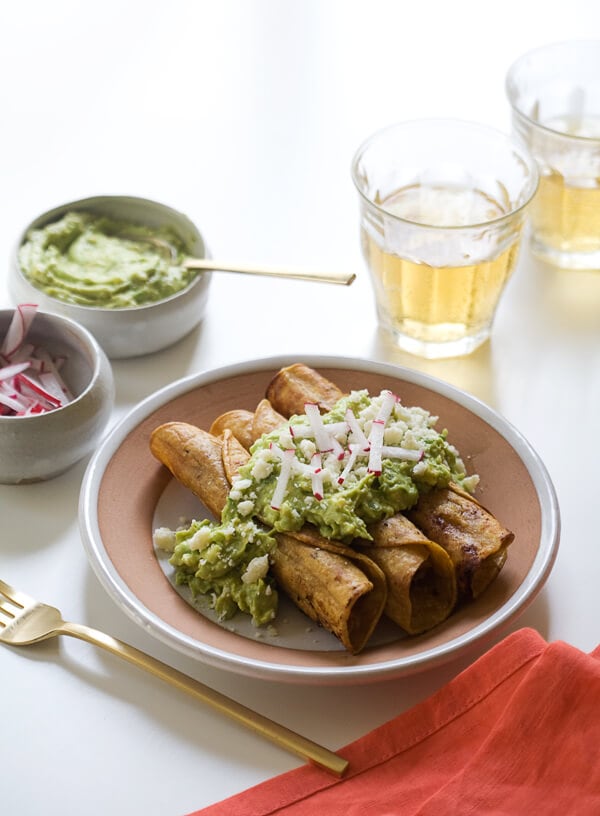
[154,389,479,627]
[18,212,195,308]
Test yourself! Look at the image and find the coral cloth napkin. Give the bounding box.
[190,628,600,816]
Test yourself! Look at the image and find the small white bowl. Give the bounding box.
[0,308,115,484]
[9,195,212,359]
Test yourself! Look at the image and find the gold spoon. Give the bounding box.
[183,256,356,285]
[123,232,356,286]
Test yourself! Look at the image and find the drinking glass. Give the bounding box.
[351,119,538,359]
[506,41,600,270]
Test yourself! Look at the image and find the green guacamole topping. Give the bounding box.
[18,212,195,308]
[154,389,479,627]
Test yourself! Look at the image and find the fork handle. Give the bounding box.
[60,620,348,777]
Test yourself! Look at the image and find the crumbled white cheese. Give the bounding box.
[153,527,177,552]
[278,428,295,448]
[299,438,317,461]
[233,477,253,490]
[188,525,212,550]
[412,461,428,478]
[462,474,480,492]
[251,455,274,481]
[384,425,405,445]
[402,430,422,449]
[241,554,269,584]
[237,499,255,517]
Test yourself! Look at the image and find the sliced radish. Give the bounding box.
[0,361,29,381]
[1,303,38,357]
[367,391,397,474]
[367,421,385,474]
[338,443,362,485]
[304,402,345,458]
[33,347,73,401]
[270,448,296,510]
[290,420,347,440]
[14,373,62,408]
[0,387,29,413]
[0,304,74,417]
[376,390,397,423]
[8,343,36,365]
[310,452,324,500]
[345,408,370,451]
[380,445,424,461]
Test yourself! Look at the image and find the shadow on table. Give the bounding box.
[526,256,600,338]
[367,327,497,409]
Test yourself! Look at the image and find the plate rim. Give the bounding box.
[79,353,561,684]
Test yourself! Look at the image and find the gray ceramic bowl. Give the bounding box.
[9,195,211,359]
[0,308,115,484]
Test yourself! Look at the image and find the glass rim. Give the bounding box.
[350,118,540,232]
[505,40,600,144]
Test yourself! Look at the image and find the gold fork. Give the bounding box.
[0,578,348,777]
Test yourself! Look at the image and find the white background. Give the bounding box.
[2,2,600,814]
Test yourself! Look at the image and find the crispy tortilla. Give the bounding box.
[358,514,457,634]
[209,409,255,451]
[210,399,284,449]
[266,362,344,416]
[407,484,514,598]
[271,534,385,653]
[150,421,229,519]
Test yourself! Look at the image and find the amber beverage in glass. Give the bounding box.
[352,120,538,358]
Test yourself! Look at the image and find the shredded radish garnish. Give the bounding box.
[266,389,431,511]
[34,347,73,401]
[0,305,73,417]
[0,361,29,381]
[380,445,424,461]
[376,390,397,422]
[367,390,397,474]
[338,443,361,485]
[367,420,385,475]
[270,448,296,510]
[14,373,62,409]
[304,402,345,458]
[310,452,324,500]
[0,303,38,357]
[304,403,334,452]
[290,420,347,440]
[345,408,370,451]
[0,387,28,414]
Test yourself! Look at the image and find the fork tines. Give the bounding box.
[0,579,27,627]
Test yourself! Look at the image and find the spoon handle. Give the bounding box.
[184,257,356,286]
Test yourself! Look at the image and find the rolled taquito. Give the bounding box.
[358,514,457,634]
[150,420,230,519]
[407,484,514,598]
[150,422,387,653]
[266,362,344,416]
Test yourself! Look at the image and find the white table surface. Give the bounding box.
[2,2,600,814]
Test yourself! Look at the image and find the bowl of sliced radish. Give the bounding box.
[0,304,114,484]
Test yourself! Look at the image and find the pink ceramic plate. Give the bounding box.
[79,355,560,684]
